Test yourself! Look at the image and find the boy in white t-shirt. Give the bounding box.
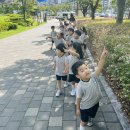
[46,26,57,50]
[53,43,68,97]
[72,47,108,130]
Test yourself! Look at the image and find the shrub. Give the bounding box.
[80,21,130,119]
[0,22,17,32]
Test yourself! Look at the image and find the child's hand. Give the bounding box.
[76,109,80,117]
[64,49,69,53]
[64,69,68,74]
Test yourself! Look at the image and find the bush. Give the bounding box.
[0,22,17,32]
[26,18,34,26]
[7,14,23,22]
[81,21,130,119]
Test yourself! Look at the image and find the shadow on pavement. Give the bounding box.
[0,58,52,102]
[32,40,48,46]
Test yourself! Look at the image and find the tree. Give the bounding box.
[125,0,130,19]
[76,0,89,17]
[116,0,126,24]
[89,0,100,20]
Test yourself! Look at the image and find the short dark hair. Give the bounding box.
[68,28,74,32]
[51,26,55,29]
[59,32,64,38]
[74,30,81,36]
[56,43,66,53]
[72,60,84,75]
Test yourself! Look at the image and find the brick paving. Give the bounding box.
[0,19,124,130]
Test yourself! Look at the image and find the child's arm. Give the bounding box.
[95,47,108,77]
[65,49,80,58]
[76,98,81,116]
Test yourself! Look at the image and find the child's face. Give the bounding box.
[57,33,61,39]
[56,49,63,56]
[51,28,54,31]
[73,32,79,39]
[68,31,73,36]
[70,45,76,52]
[76,64,91,81]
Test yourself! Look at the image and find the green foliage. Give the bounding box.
[84,21,130,100]
[0,22,17,31]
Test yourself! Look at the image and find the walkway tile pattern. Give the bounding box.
[0,19,123,130]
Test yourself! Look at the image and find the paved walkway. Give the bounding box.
[0,19,124,130]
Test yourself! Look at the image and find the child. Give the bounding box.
[65,42,83,96]
[71,30,82,44]
[80,26,89,58]
[55,32,65,47]
[65,28,74,47]
[72,47,108,130]
[53,43,68,97]
[46,26,57,50]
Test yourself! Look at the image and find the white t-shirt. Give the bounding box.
[54,38,64,46]
[71,38,83,44]
[67,55,79,74]
[76,73,102,109]
[54,55,67,76]
[65,35,73,45]
[50,31,57,43]
[80,33,89,45]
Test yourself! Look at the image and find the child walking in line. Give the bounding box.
[53,43,68,97]
[71,30,82,44]
[65,42,83,96]
[65,28,74,47]
[72,47,108,130]
[80,26,89,58]
[46,26,57,50]
[55,32,65,47]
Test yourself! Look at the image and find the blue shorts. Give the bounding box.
[56,75,67,81]
[80,102,99,122]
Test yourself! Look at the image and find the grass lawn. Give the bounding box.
[0,22,46,39]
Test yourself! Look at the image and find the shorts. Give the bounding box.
[68,74,80,83]
[56,75,67,81]
[80,102,99,122]
[81,44,86,50]
[52,40,54,43]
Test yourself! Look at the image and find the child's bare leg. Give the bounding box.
[80,121,87,130]
[71,81,76,96]
[56,80,62,97]
[57,80,61,90]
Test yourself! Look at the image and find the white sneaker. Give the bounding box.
[87,117,93,127]
[64,83,68,88]
[70,89,76,96]
[55,90,61,97]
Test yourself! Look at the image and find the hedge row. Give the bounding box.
[84,22,130,118]
[0,22,17,32]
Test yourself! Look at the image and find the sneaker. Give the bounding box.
[70,89,76,96]
[55,90,61,97]
[87,117,93,127]
[64,83,68,88]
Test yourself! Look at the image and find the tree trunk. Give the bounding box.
[91,8,95,20]
[128,10,130,19]
[116,0,126,24]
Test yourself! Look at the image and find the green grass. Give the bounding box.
[0,22,46,39]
